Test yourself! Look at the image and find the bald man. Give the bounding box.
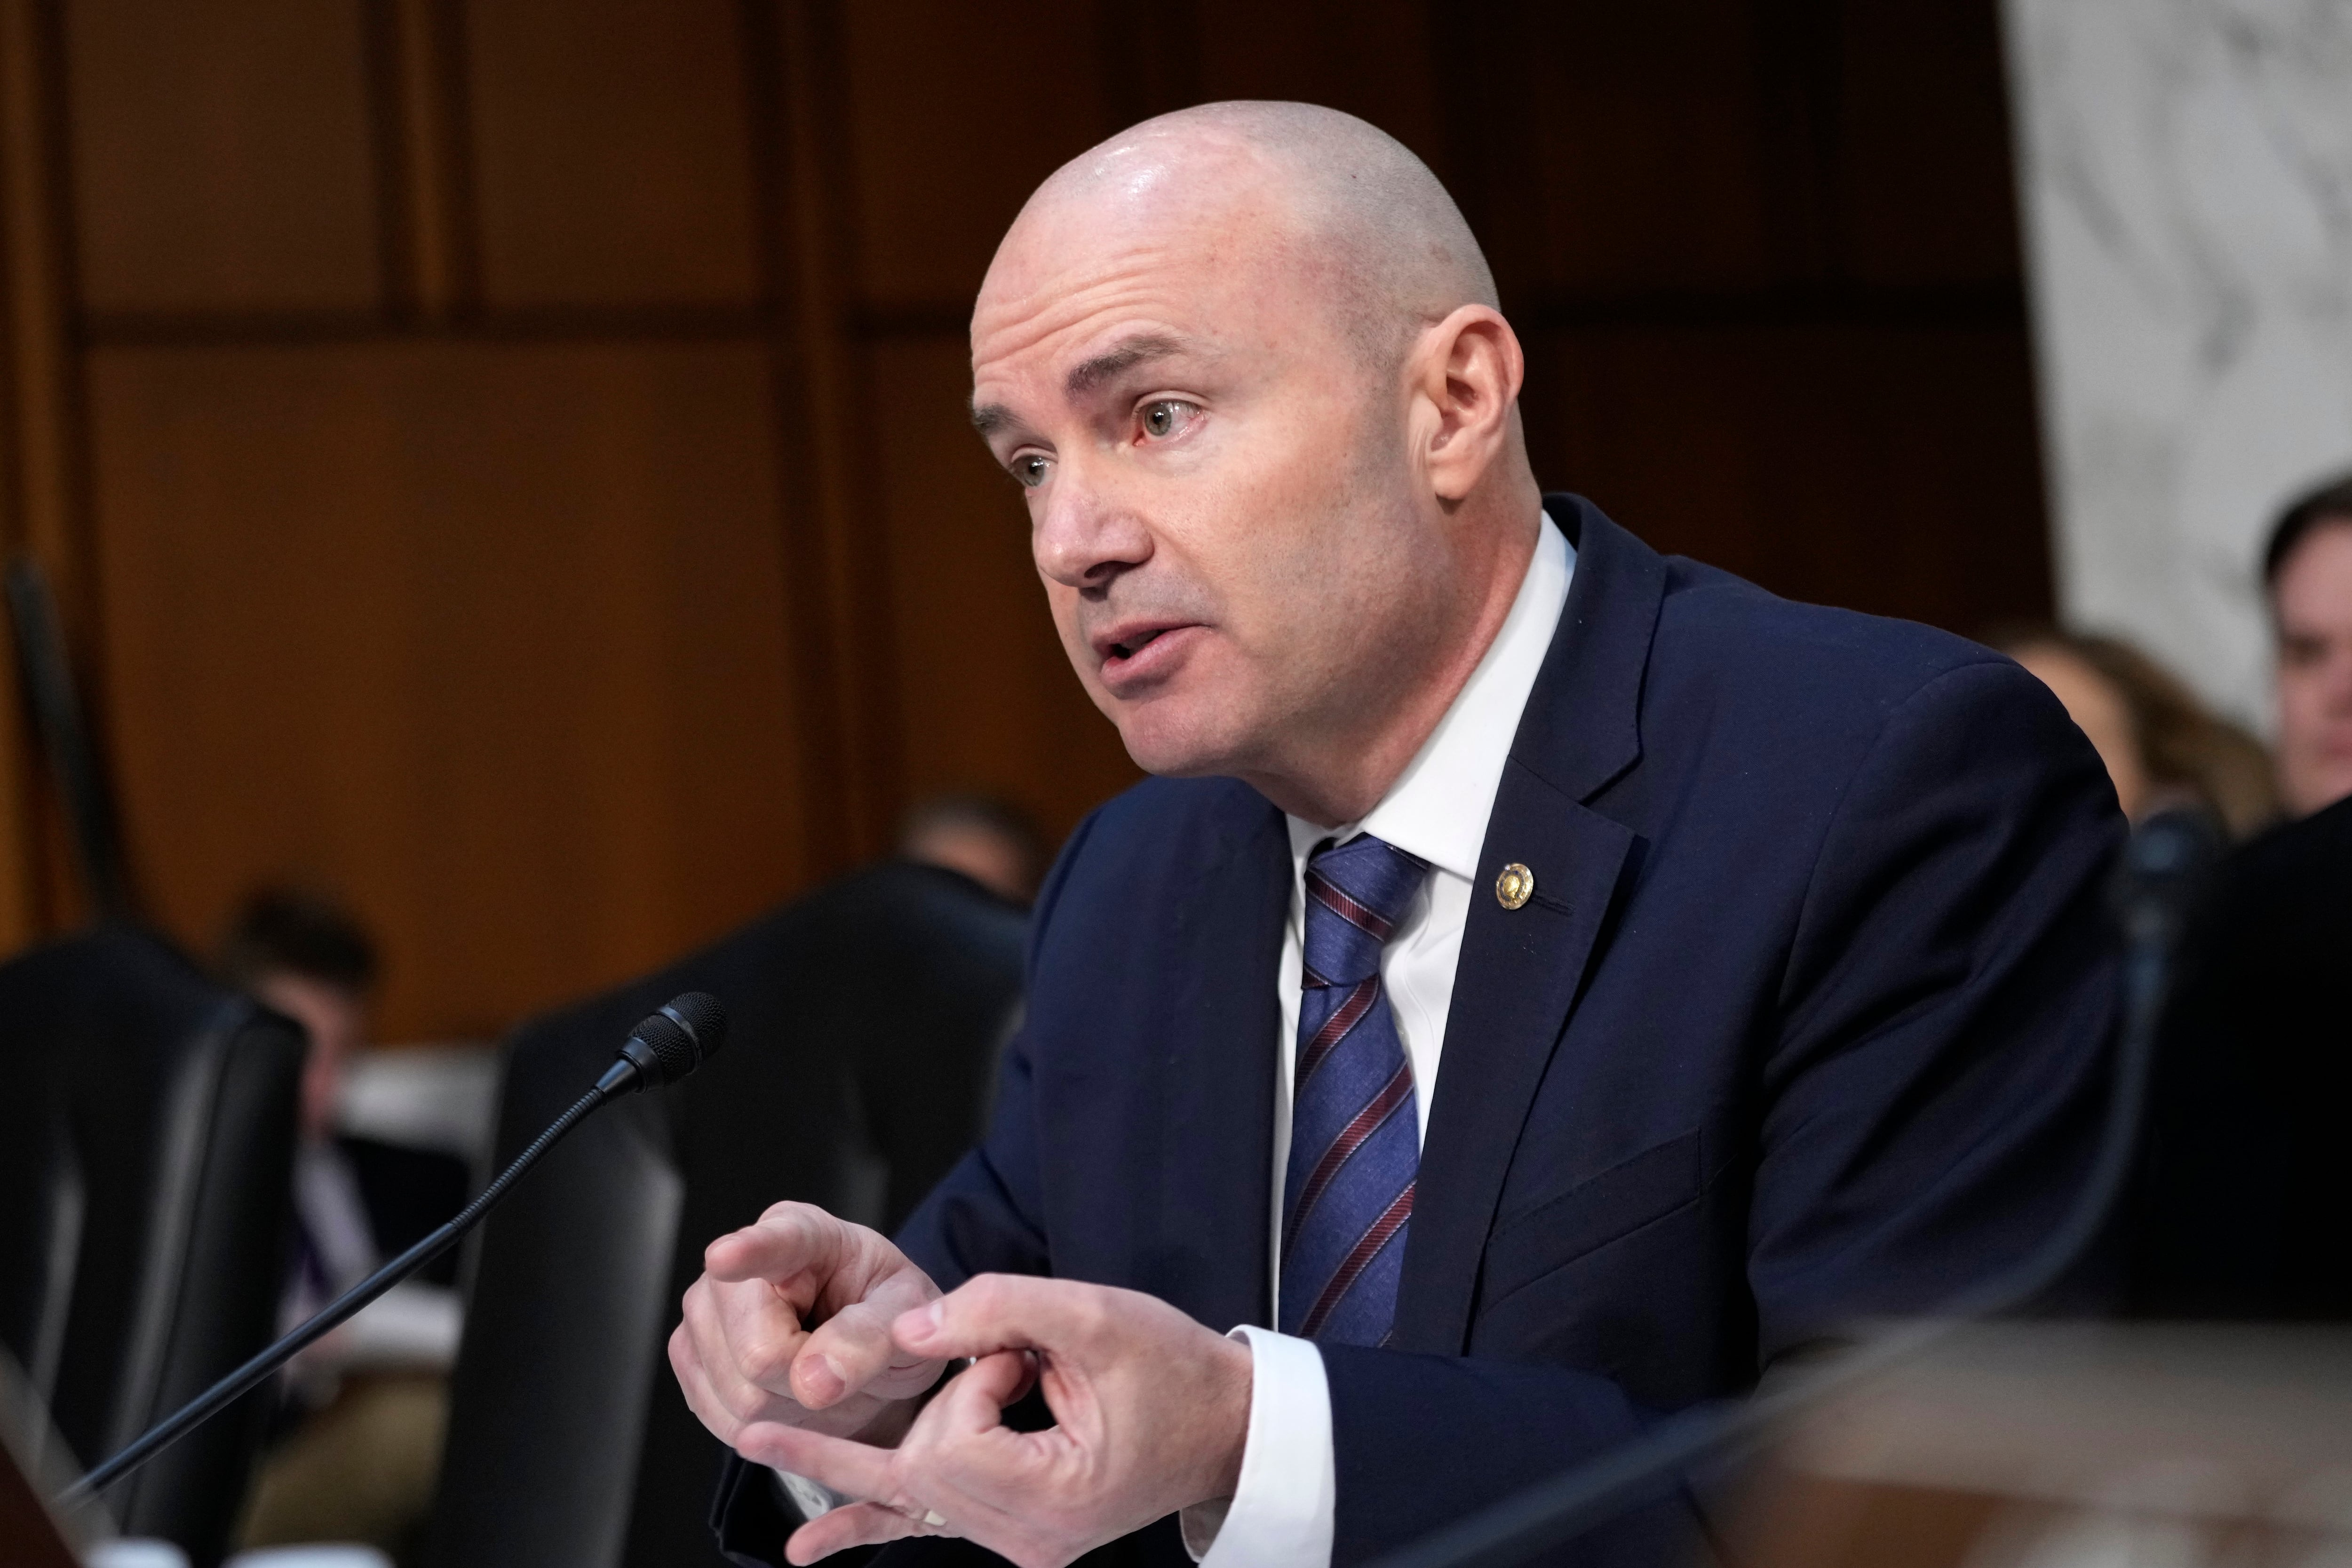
[671,103,2123,1568]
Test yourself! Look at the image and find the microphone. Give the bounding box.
[601,991,728,1094]
[1367,810,2223,1568]
[61,992,729,1504]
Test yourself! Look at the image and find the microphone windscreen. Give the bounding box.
[620,992,729,1087]
[661,991,727,1064]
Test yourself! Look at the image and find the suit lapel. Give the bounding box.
[1155,795,1290,1332]
[1394,495,1668,1353]
[1397,775,1633,1350]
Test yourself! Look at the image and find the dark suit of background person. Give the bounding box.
[716,494,2125,1568]
[2128,791,2352,1318]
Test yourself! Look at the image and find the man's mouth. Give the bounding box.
[1093,622,1201,688]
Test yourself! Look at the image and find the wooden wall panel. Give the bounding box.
[862,336,1140,844]
[64,0,380,315]
[0,0,2055,1039]
[1444,0,1780,300]
[1836,0,2024,287]
[83,341,806,1038]
[834,0,1108,310]
[467,0,760,308]
[1524,323,2051,631]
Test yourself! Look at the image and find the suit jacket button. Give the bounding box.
[1494,862,1534,910]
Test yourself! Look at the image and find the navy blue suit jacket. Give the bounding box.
[717,495,2124,1567]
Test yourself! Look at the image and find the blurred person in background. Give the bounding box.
[898,792,1047,906]
[2266,472,2352,818]
[1990,627,2277,838]
[2122,470,2352,1312]
[218,889,464,1566]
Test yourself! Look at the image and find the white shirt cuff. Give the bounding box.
[770,1466,850,1522]
[1179,1326,1335,1567]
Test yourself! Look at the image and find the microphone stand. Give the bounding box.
[62,1063,629,1504]
[1365,811,2219,1568]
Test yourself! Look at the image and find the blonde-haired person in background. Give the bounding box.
[1990,627,2278,839]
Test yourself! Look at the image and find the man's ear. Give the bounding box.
[1415,305,1525,503]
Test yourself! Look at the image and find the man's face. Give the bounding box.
[969,165,1454,788]
[256,971,370,1145]
[2274,519,2352,817]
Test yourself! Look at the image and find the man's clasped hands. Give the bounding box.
[668,1201,1256,1568]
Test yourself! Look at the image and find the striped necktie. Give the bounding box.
[1280,833,1428,1345]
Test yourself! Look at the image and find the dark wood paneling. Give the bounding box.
[862,336,1141,844]
[835,0,1108,310]
[1523,321,2050,629]
[3,0,2053,1038]
[466,0,760,307]
[84,341,806,1036]
[64,0,380,314]
[1835,0,2026,287]
[1441,0,1780,302]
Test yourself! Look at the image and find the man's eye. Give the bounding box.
[1013,454,1051,488]
[1139,399,1198,440]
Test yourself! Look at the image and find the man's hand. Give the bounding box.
[737,1275,1254,1568]
[668,1202,946,1448]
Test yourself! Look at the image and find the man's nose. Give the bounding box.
[1033,467,1152,589]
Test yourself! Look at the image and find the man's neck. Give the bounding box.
[1248,496,1542,828]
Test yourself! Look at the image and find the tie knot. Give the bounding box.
[1302,834,1428,987]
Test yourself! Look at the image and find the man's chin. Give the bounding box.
[1111,709,1252,782]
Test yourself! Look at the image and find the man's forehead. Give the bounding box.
[966,167,1324,429]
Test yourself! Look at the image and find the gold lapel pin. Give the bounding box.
[1494,862,1534,910]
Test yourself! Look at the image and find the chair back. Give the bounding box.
[0,927,304,1561]
[428,862,1025,1568]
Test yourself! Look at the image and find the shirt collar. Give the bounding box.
[1285,510,1576,881]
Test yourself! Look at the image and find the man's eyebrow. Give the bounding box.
[1063,334,1187,400]
[969,334,1192,437]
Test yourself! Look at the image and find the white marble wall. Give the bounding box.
[2002,0,2352,730]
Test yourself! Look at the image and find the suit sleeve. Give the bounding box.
[1319,659,2126,1565]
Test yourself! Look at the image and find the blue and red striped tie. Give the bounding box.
[1280,833,1428,1346]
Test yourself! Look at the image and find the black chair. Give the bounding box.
[429,860,1026,1568]
[0,926,304,1565]
[2128,793,2352,1317]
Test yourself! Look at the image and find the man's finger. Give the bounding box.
[893,1272,1122,1361]
[794,1296,921,1408]
[682,1278,806,1423]
[785,1501,939,1565]
[667,1324,744,1443]
[929,1348,1037,1435]
[910,1351,1077,1504]
[736,1419,900,1504]
[706,1202,843,1284]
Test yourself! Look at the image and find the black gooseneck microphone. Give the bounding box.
[60,991,730,1505]
[1367,809,2224,1568]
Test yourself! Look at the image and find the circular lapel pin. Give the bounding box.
[1494,861,1534,910]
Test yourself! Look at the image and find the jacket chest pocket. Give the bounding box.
[1476,1128,1702,1312]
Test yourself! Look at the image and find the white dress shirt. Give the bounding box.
[1186,512,1576,1565]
